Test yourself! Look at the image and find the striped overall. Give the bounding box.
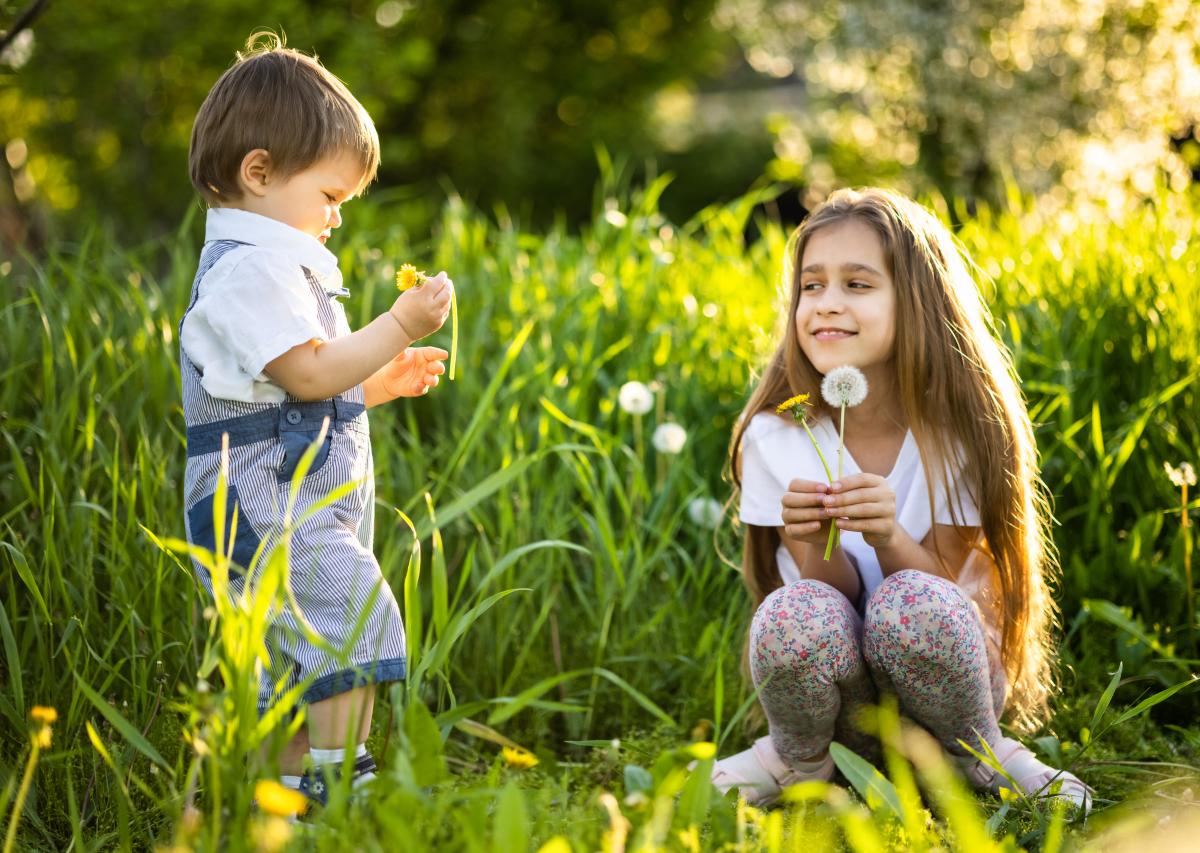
[181,240,406,714]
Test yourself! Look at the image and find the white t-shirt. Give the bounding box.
[180,208,348,404]
[739,410,1000,644]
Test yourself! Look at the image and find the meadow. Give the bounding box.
[1,175,1198,851]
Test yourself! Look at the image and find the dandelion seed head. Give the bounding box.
[1165,461,1195,488]
[820,365,868,408]
[687,497,723,529]
[652,422,687,454]
[618,381,654,415]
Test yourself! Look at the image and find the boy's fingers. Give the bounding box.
[421,347,450,359]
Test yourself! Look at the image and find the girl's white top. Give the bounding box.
[179,208,347,403]
[739,411,1001,647]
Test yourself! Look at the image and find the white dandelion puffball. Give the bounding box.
[653,422,688,455]
[821,365,869,408]
[1165,461,1197,488]
[618,381,654,415]
[688,497,723,529]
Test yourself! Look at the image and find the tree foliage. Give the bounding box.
[716,0,1200,209]
[0,0,733,242]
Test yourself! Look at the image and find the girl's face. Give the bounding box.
[795,219,897,376]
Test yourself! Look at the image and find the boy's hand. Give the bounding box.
[780,479,838,547]
[378,346,448,398]
[390,271,453,341]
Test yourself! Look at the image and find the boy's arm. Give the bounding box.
[362,372,390,408]
[265,275,452,401]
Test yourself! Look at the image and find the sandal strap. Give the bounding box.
[297,753,379,807]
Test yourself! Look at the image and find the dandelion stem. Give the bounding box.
[1184,481,1194,652]
[824,404,846,561]
[449,287,458,381]
[3,743,39,853]
[799,421,834,482]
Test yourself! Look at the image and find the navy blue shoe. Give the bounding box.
[297,752,378,807]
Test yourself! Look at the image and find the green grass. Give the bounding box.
[1,177,1198,851]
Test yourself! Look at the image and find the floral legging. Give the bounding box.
[750,570,1007,766]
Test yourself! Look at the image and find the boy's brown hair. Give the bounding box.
[189,31,380,205]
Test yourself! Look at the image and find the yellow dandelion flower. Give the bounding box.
[31,706,57,725]
[35,727,52,748]
[775,393,812,422]
[501,746,539,769]
[682,741,715,761]
[253,779,309,817]
[395,263,427,292]
[536,837,573,853]
[677,826,701,853]
[252,815,294,853]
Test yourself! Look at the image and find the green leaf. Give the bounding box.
[1,541,50,623]
[0,598,22,719]
[73,671,170,772]
[416,452,543,541]
[494,782,530,852]
[624,764,653,795]
[829,742,903,820]
[1089,662,1123,733]
[404,698,448,787]
[1109,675,1199,728]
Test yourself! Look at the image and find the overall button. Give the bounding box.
[285,409,303,425]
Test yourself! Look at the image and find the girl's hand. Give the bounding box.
[378,346,448,398]
[780,479,838,548]
[819,473,898,549]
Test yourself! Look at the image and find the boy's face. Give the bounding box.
[237,150,364,244]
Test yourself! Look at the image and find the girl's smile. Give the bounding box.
[813,329,857,341]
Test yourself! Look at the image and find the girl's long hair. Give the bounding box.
[729,187,1058,731]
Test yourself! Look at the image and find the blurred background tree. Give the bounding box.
[1,0,1198,251]
[716,0,1200,211]
[0,0,755,248]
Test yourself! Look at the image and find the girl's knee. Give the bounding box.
[751,580,861,680]
[863,570,980,666]
[867,570,970,622]
[755,580,859,634]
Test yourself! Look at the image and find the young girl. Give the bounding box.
[712,188,1091,810]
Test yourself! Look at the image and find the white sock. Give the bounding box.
[309,743,375,787]
[280,774,303,790]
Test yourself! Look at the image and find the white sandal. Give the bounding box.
[954,736,1093,813]
[711,736,835,807]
